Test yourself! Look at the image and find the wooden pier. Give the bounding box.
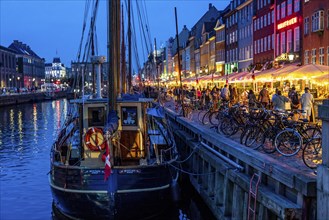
[166,108,317,219]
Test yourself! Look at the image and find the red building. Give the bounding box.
[302,0,329,66]
[253,0,275,70]
[274,0,302,62]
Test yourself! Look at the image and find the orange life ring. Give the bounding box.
[84,127,106,151]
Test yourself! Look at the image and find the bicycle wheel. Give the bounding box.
[202,111,210,125]
[209,111,219,125]
[302,138,322,169]
[245,126,264,150]
[275,129,302,156]
[261,128,276,154]
[240,126,250,145]
[220,116,237,136]
[304,127,322,140]
[198,110,206,123]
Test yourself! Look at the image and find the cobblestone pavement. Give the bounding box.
[163,100,317,176]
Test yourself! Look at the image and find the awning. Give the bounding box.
[273,64,329,80]
[312,73,329,82]
[229,71,251,82]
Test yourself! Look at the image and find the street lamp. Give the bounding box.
[288,52,294,61]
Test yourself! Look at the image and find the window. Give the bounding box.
[294,0,300,12]
[264,37,267,51]
[268,35,271,50]
[272,10,274,23]
[261,38,263,52]
[268,13,271,25]
[304,50,309,64]
[312,10,324,32]
[272,34,274,50]
[260,16,263,29]
[304,17,309,35]
[287,0,292,15]
[277,5,280,20]
[311,49,316,64]
[254,41,257,54]
[281,32,286,53]
[281,2,286,19]
[294,27,300,52]
[319,47,324,65]
[264,15,267,27]
[287,30,292,52]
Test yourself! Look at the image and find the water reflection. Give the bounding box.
[0,100,67,220]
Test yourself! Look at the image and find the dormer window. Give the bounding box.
[312,10,324,32]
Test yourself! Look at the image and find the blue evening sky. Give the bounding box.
[0,0,229,70]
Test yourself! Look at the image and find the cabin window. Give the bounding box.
[121,107,137,126]
[88,107,105,126]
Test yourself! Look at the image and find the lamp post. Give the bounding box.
[231,64,235,74]
[17,76,20,88]
[288,52,295,62]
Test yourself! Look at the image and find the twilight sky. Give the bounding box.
[0,0,229,71]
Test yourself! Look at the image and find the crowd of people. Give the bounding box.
[148,84,315,121]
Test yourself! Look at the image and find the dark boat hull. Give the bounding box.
[50,164,173,219]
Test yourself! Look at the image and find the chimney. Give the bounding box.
[209,3,212,9]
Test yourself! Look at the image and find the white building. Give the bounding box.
[45,57,66,80]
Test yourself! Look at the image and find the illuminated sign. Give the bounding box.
[277,17,298,30]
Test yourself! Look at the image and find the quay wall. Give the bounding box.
[0,91,67,107]
[166,109,317,220]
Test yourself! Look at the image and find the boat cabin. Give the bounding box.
[73,97,155,167]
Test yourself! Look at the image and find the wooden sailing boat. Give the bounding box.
[49,1,178,219]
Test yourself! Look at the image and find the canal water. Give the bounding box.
[0,99,215,220]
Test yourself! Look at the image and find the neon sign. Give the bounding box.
[277,17,298,30]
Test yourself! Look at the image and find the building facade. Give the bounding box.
[71,62,108,91]
[0,46,18,88]
[302,0,329,66]
[215,17,226,77]
[237,0,254,72]
[253,0,275,70]
[45,57,66,81]
[225,1,238,74]
[274,0,302,62]
[8,40,45,88]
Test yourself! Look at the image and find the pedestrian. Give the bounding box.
[300,87,314,121]
[288,86,300,110]
[240,89,249,106]
[203,89,213,108]
[231,86,238,104]
[272,90,289,111]
[258,85,270,108]
[248,89,257,108]
[220,84,230,102]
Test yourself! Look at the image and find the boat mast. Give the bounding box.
[127,0,132,92]
[107,0,121,111]
[175,7,184,117]
[121,4,126,93]
[91,21,96,94]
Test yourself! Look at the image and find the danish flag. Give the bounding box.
[104,142,111,181]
